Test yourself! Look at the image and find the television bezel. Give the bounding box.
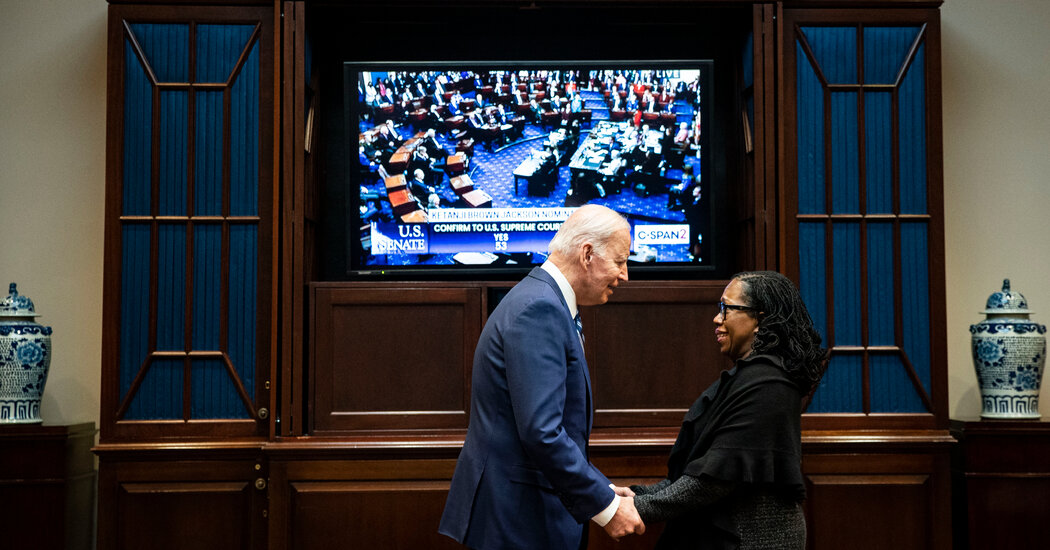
[344,59,717,281]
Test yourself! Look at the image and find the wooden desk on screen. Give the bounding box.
[450,175,474,196]
[461,189,493,208]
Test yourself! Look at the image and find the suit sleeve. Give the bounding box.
[503,297,614,522]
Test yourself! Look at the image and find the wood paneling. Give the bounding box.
[96,448,266,550]
[0,423,96,550]
[951,418,1050,549]
[310,281,730,434]
[310,284,482,433]
[588,282,732,426]
[802,438,953,550]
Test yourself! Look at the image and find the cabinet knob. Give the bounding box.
[257,407,269,420]
[254,478,267,491]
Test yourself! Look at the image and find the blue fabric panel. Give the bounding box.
[796,42,826,215]
[743,32,754,89]
[808,354,863,412]
[191,359,242,418]
[196,24,255,84]
[899,44,927,215]
[159,91,188,216]
[832,223,862,346]
[870,354,925,412]
[901,222,932,395]
[230,41,260,217]
[831,92,859,214]
[195,91,223,217]
[800,27,857,85]
[127,358,183,420]
[864,91,893,214]
[228,225,257,407]
[128,23,188,83]
[156,224,186,352]
[119,225,151,411]
[798,223,828,341]
[123,38,152,217]
[866,222,896,346]
[192,225,221,350]
[863,27,921,85]
[305,31,314,85]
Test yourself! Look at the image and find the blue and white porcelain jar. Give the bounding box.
[970,279,1046,419]
[0,283,52,423]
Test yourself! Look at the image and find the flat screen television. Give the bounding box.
[346,60,715,278]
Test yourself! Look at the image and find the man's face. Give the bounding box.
[576,228,631,306]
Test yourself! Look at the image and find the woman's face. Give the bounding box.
[713,279,759,361]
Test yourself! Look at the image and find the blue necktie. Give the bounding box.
[574,313,585,344]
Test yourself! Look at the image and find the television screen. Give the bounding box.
[347,60,714,277]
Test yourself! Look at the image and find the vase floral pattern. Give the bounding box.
[971,279,1046,419]
[0,283,52,423]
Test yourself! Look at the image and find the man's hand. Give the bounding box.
[612,485,635,497]
[602,496,646,541]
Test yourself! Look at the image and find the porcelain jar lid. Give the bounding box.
[0,283,40,318]
[981,278,1032,315]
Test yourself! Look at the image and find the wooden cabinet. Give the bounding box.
[0,423,96,550]
[95,444,267,550]
[100,3,275,442]
[97,1,950,549]
[951,418,1050,549]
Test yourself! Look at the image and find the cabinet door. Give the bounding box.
[97,453,267,550]
[781,8,947,428]
[101,5,274,441]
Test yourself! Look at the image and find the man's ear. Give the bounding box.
[580,243,594,265]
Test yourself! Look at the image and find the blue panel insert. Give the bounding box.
[742,32,754,89]
[901,222,932,396]
[196,24,255,84]
[159,91,188,216]
[195,91,224,217]
[899,44,927,215]
[230,41,260,217]
[796,42,826,215]
[128,23,188,83]
[119,225,151,412]
[156,224,186,352]
[127,358,183,420]
[798,222,828,341]
[866,222,896,347]
[228,225,258,403]
[808,354,863,412]
[832,223,862,346]
[192,225,221,350]
[870,354,925,412]
[863,27,921,85]
[192,359,243,418]
[864,91,893,214]
[123,38,152,217]
[800,27,857,85]
[830,92,859,214]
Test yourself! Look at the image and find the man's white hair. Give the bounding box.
[548,204,630,258]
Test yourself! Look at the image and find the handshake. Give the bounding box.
[603,485,646,541]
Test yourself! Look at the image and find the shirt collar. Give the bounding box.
[540,261,577,318]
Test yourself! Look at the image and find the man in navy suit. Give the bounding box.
[439,205,644,549]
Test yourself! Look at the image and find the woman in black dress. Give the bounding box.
[630,271,828,549]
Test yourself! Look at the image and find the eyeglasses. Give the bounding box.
[718,301,756,320]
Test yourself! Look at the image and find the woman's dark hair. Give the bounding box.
[733,271,829,396]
